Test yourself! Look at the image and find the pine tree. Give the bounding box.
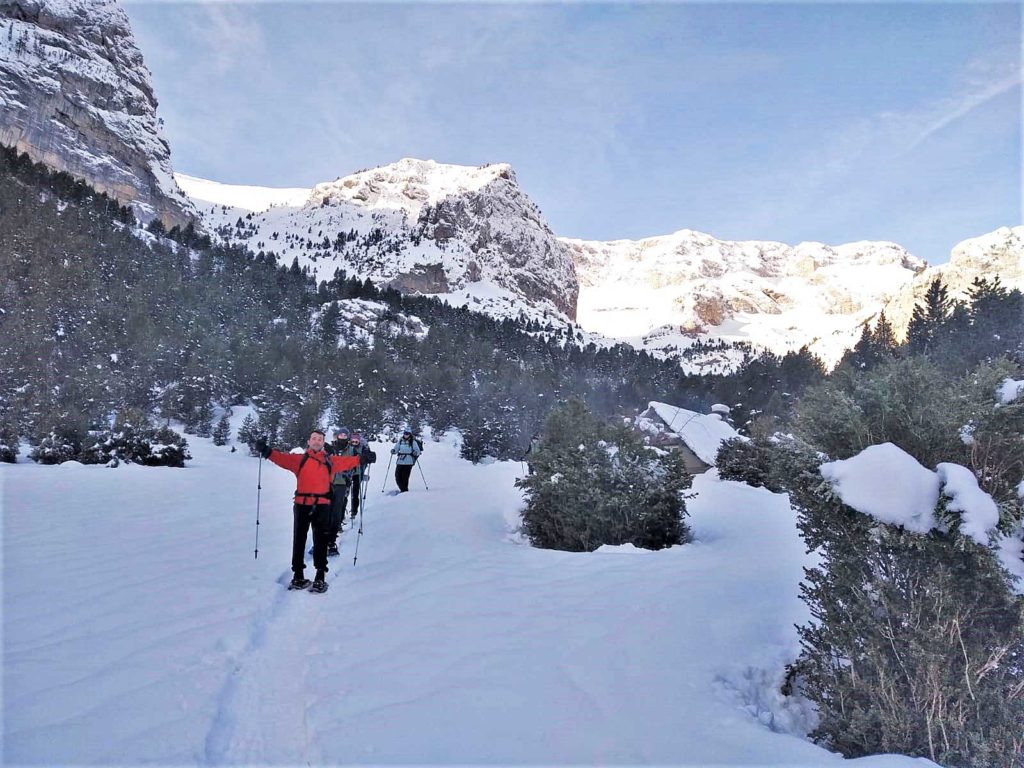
[237,413,260,454]
[907,278,951,356]
[212,413,231,446]
[873,311,897,356]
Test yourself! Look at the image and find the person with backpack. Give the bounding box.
[255,429,360,592]
[390,429,421,493]
[524,432,542,475]
[325,426,358,556]
[348,430,376,520]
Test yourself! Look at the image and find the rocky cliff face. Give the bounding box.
[564,230,928,367]
[179,158,579,323]
[0,0,193,228]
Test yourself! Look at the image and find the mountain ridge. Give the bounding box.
[179,163,1022,369]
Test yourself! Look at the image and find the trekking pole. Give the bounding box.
[416,458,429,490]
[254,455,263,560]
[381,453,393,492]
[353,469,369,566]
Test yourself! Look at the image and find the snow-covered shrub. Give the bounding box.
[716,434,821,495]
[146,426,190,467]
[0,442,16,463]
[789,457,1024,767]
[29,430,79,464]
[517,398,691,552]
[716,436,774,489]
[957,358,1024,504]
[77,419,190,467]
[0,417,18,463]
[766,355,1024,766]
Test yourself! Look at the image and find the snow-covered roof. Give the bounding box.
[646,402,742,465]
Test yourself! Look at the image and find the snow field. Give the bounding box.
[3,431,935,766]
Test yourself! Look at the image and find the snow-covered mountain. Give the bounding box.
[0,0,194,228]
[178,158,579,325]
[564,230,928,367]
[183,159,1023,370]
[882,226,1024,338]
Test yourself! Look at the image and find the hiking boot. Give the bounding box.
[310,570,328,593]
[327,543,340,557]
[288,574,311,590]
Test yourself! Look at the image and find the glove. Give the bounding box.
[255,438,272,459]
[390,448,396,455]
[367,451,377,464]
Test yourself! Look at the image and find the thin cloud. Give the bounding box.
[906,60,1021,152]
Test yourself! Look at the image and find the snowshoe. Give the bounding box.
[327,543,340,557]
[288,576,312,590]
[309,572,328,593]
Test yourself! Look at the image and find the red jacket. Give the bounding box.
[269,448,360,505]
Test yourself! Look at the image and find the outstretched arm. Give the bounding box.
[269,450,301,473]
[329,454,360,474]
[256,438,301,473]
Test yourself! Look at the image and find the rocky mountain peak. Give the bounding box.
[180,157,579,321]
[309,158,518,219]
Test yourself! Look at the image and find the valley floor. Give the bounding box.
[2,429,935,766]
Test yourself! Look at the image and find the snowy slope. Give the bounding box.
[0,0,195,228]
[4,428,935,766]
[565,229,926,368]
[177,159,579,326]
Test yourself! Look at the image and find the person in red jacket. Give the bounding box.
[256,429,360,592]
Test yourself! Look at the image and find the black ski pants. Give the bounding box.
[293,502,331,576]
[328,484,349,543]
[350,475,362,517]
[395,464,413,492]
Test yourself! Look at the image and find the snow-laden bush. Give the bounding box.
[78,422,189,467]
[30,413,191,468]
[795,356,966,469]
[767,357,1024,768]
[789,455,1024,768]
[517,398,692,552]
[0,418,19,463]
[0,442,16,463]
[722,356,1024,766]
[717,434,822,495]
[29,430,79,465]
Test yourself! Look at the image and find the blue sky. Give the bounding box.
[123,1,1021,264]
